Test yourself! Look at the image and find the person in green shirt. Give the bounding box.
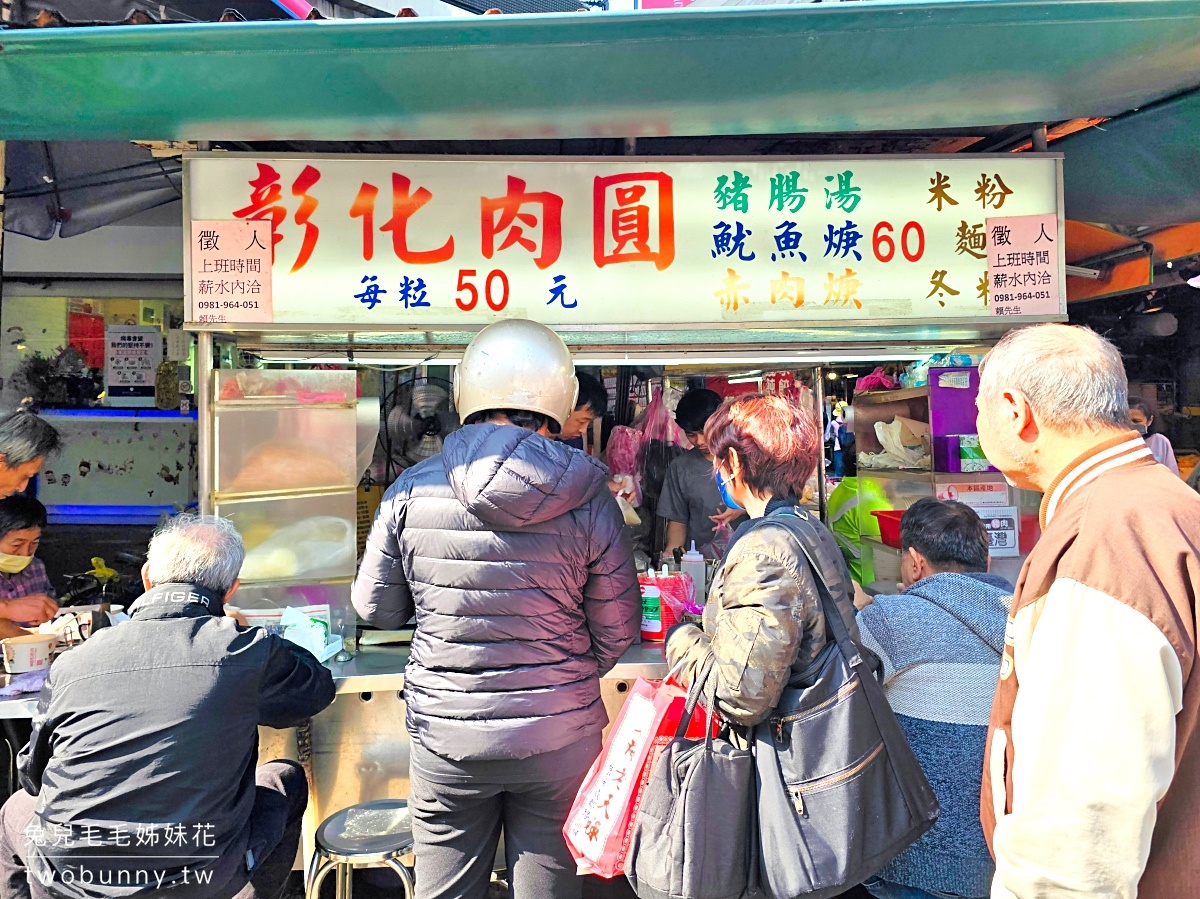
[827,476,890,587]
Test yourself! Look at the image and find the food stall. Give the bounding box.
[852,367,1041,593]
[174,150,1066,843]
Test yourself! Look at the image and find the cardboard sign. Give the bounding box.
[980,506,1020,558]
[987,213,1062,317]
[190,220,274,324]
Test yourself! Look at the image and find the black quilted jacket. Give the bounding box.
[353,423,640,761]
[18,583,335,899]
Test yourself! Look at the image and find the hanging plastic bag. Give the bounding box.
[709,520,734,560]
[606,426,644,508]
[633,389,690,521]
[564,672,713,878]
[855,366,901,394]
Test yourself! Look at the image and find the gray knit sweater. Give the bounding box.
[857,572,1013,899]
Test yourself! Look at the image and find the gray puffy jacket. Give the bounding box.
[353,423,641,761]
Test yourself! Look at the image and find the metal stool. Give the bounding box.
[306,799,416,899]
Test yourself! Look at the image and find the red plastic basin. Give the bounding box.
[871,510,905,549]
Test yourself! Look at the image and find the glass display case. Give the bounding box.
[234,580,356,652]
[215,405,358,497]
[209,371,361,633]
[215,491,357,582]
[215,369,355,404]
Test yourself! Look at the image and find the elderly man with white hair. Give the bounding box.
[976,324,1200,899]
[0,412,61,500]
[0,515,335,899]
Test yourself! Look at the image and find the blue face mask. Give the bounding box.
[714,469,744,512]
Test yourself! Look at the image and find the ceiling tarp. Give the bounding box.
[1064,221,1151,303]
[2,0,1200,142]
[1059,89,1200,229]
[4,141,181,239]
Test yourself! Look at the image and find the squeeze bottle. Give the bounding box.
[681,542,708,604]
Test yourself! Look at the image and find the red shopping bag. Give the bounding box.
[563,674,711,878]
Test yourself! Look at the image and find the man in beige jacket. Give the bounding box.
[976,323,1200,899]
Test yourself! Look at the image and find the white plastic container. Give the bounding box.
[681,542,708,604]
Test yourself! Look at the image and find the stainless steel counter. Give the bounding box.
[328,644,407,693]
[285,640,667,866]
[607,642,668,679]
[0,696,38,720]
[327,640,668,691]
[0,642,668,870]
[0,641,670,723]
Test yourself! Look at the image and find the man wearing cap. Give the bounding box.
[353,320,640,899]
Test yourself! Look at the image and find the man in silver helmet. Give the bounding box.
[353,319,640,899]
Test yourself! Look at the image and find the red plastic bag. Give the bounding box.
[854,365,901,394]
[633,388,690,447]
[564,674,710,878]
[606,426,644,507]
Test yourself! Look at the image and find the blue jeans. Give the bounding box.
[863,877,984,899]
[832,449,845,478]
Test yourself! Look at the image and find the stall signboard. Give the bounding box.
[183,154,1064,328]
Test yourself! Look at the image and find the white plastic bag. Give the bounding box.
[240,516,355,582]
[872,419,930,469]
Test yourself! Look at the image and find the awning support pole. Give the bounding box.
[0,141,6,309]
[814,366,827,523]
[1032,124,1048,153]
[193,139,213,514]
[196,332,214,514]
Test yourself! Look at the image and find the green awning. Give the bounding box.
[2,0,1200,142]
[1060,88,1200,228]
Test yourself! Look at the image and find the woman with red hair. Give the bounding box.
[666,394,858,724]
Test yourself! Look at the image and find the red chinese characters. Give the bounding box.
[593,173,675,271]
[481,176,563,270]
[382,174,455,264]
[232,163,286,260]
[349,182,380,261]
[350,176,454,264]
[289,165,321,274]
[233,163,321,273]
[228,167,684,282]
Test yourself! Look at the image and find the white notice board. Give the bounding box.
[105,326,164,408]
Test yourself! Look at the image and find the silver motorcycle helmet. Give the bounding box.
[454,319,578,428]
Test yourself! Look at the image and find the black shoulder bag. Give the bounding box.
[753,511,940,899]
[625,653,759,899]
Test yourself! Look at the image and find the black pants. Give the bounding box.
[0,761,307,899]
